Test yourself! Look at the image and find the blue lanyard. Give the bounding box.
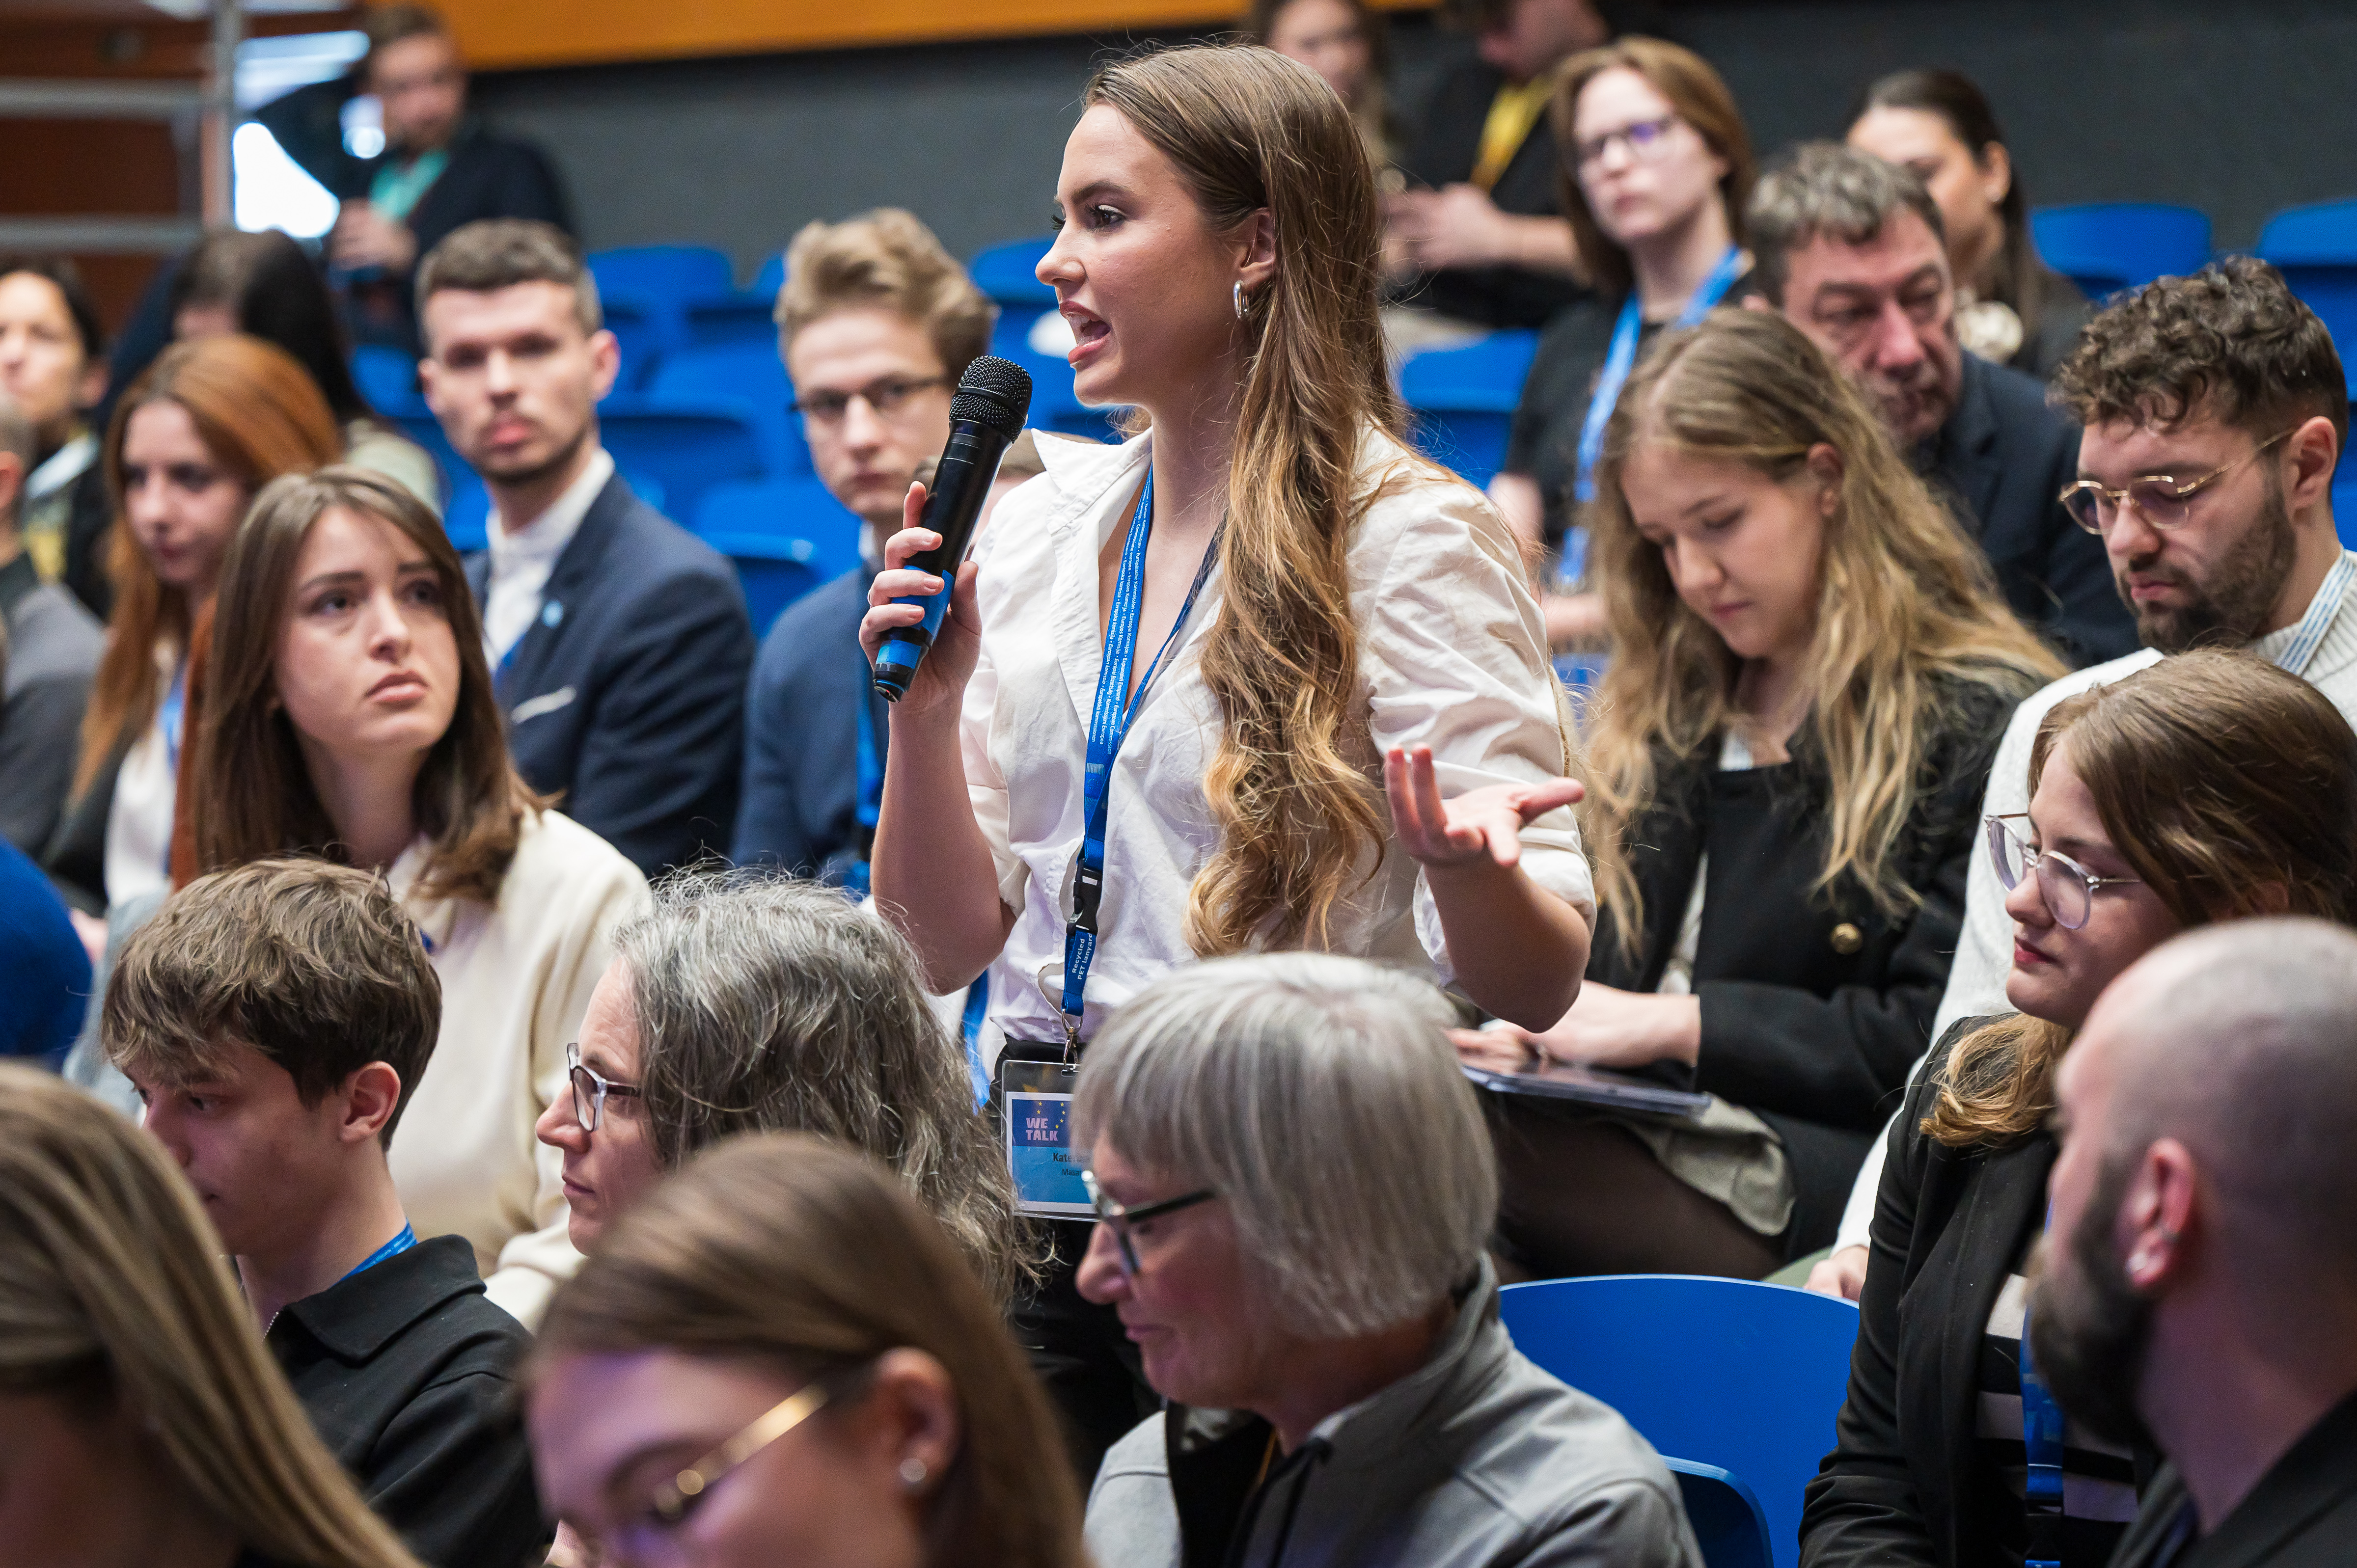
[845,686,884,898]
[343,1223,418,1282]
[960,977,990,1108]
[1059,471,1219,1030]
[2275,549,2356,678]
[2021,1259,2066,1568]
[158,662,188,876]
[1573,245,1746,505]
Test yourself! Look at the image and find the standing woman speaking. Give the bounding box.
[863,42,1593,1470]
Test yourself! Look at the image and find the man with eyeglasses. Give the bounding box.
[1809,256,2357,1302]
[734,210,1004,884]
[418,218,755,880]
[1748,143,2136,670]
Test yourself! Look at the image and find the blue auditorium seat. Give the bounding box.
[2259,199,2357,401]
[648,343,810,477]
[1399,329,1540,490]
[967,235,1057,308]
[682,294,779,353]
[704,533,831,637]
[1498,1274,1859,1568]
[2029,203,2213,299]
[597,397,768,522]
[587,246,740,388]
[352,344,423,412]
[751,250,786,303]
[1665,1460,1775,1568]
[693,477,863,583]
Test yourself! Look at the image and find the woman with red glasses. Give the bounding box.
[1803,649,2357,1568]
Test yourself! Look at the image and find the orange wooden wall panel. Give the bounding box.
[439,0,1423,70]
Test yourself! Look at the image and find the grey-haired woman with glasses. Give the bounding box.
[1803,649,2357,1568]
[529,1133,1087,1568]
[1072,951,1702,1568]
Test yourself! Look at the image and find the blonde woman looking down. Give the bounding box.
[860,42,1592,1474]
[1472,308,2062,1279]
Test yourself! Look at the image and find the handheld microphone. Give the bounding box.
[872,355,1033,702]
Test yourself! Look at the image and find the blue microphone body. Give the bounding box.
[873,355,1033,702]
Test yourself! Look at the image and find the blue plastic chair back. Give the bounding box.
[692,477,864,583]
[2029,203,2213,298]
[704,531,829,637]
[1498,1274,1859,1568]
[1666,1460,1775,1568]
[682,295,779,353]
[648,343,810,477]
[751,250,787,302]
[597,296,670,389]
[968,236,1057,308]
[1400,329,1540,489]
[2258,199,2357,399]
[352,344,422,412]
[586,245,735,303]
[598,397,768,522]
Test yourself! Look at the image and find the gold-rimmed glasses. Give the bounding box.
[2057,427,2295,535]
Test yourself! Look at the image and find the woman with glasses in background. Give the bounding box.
[186,466,646,1326]
[1074,952,1701,1568]
[1846,69,2091,382]
[530,1133,1088,1568]
[533,870,1029,1303]
[1490,36,1756,653]
[1802,649,2357,1568]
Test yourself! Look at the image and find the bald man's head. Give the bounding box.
[2080,919,2357,1288]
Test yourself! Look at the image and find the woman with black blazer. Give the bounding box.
[1802,650,2357,1568]
[1468,309,2062,1278]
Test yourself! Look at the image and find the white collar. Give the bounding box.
[26,430,97,503]
[487,447,615,569]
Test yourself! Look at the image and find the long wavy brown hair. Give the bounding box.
[1584,310,2062,953]
[1928,650,2357,1148]
[0,1064,423,1568]
[534,1134,1086,1568]
[74,335,342,796]
[1087,44,1406,954]
[191,467,539,906]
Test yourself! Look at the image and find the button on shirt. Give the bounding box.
[481,446,614,668]
[960,426,1594,1055]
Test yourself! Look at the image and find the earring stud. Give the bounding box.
[899,1457,928,1489]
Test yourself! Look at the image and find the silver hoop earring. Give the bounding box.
[1233,281,1248,321]
[899,1457,929,1490]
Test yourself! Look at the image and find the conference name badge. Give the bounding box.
[1000,1057,1092,1217]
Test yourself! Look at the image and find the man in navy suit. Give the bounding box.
[732,210,997,884]
[1751,144,2139,669]
[418,219,752,878]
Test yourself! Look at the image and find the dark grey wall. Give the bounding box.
[469,0,2357,282]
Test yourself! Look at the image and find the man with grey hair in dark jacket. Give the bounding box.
[1074,952,1701,1568]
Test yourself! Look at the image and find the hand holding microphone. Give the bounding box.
[862,356,1032,705]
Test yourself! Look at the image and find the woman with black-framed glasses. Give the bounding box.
[1804,649,2357,1568]
[529,1133,1088,1568]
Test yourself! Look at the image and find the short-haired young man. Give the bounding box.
[733,208,999,880]
[2038,920,2357,1565]
[0,255,111,618]
[0,391,100,854]
[254,4,570,352]
[418,218,754,877]
[107,859,546,1568]
[1813,257,2357,1298]
[1747,143,2135,668]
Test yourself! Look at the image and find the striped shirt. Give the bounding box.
[1977,1262,2140,1564]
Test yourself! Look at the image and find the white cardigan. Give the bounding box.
[388,808,649,1325]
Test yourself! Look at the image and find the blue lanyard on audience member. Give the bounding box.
[1572,245,1747,507]
[342,1223,418,1282]
[1060,472,1220,1034]
[845,685,884,898]
[157,662,189,875]
[960,977,990,1108]
[2020,1299,2066,1568]
[2275,549,2357,678]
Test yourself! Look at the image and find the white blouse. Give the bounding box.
[387,807,649,1325]
[959,424,1593,1054]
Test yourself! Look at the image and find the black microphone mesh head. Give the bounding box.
[951,355,1033,438]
